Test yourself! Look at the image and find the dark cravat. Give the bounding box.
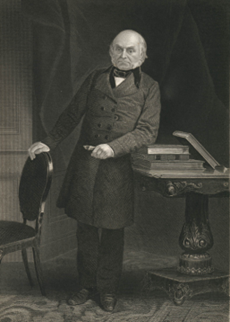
[113,68,132,78]
[110,66,141,88]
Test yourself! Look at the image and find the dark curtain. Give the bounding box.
[22,0,229,166]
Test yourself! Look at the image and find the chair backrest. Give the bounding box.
[19,152,53,221]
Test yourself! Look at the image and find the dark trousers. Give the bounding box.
[76,222,124,294]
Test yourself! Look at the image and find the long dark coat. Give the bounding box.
[43,66,161,229]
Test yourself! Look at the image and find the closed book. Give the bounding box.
[132,153,190,161]
[177,154,190,160]
[137,144,189,155]
[132,159,205,170]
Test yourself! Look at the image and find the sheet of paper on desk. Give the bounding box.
[132,166,229,179]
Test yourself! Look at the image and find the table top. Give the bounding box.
[133,166,229,180]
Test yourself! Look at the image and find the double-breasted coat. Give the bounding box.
[42,66,161,229]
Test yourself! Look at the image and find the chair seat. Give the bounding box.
[0,153,52,296]
[0,221,36,246]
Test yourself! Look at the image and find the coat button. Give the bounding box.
[107,124,112,130]
[114,115,119,121]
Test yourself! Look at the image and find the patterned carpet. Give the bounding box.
[0,293,229,322]
[0,251,229,322]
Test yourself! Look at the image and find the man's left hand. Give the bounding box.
[90,144,114,159]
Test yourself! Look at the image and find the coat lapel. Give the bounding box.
[113,73,139,97]
[94,67,116,100]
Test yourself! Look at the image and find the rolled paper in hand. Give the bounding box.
[83,145,95,151]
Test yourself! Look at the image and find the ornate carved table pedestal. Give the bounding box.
[134,167,229,305]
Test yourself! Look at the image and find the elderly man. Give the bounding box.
[29,29,161,312]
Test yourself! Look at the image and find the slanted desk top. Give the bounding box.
[133,131,229,196]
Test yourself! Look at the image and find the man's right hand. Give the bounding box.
[28,142,50,160]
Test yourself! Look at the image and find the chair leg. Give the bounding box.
[32,245,46,296]
[0,250,3,263]
[21,248,34,287]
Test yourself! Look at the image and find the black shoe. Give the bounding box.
[100,293,117,312]
[67,288,90,306]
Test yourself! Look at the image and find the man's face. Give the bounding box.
[110,33,143,70]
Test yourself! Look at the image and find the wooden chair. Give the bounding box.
[0,152,53,295]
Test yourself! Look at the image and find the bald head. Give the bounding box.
[110,30,147,70]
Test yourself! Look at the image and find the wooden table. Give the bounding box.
[133,166,229,305]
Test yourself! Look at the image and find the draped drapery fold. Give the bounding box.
[22,0,89,132]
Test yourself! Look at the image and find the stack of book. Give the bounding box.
[132,145,205,171]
